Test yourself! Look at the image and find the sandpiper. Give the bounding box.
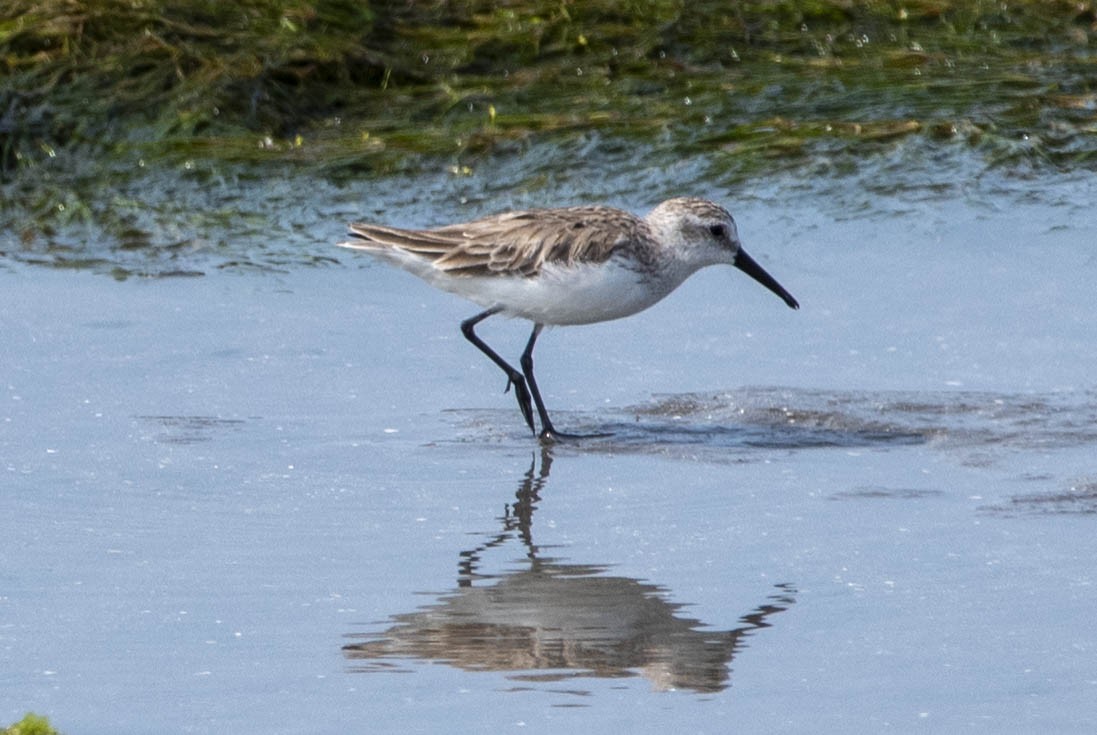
[339,197,799,440]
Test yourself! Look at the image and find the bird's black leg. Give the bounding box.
[460,308,535,434]
[520,326,613,442]
[518,324,584,441]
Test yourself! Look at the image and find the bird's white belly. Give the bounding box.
[435,260,677,326]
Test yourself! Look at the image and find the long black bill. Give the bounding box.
[734,248,800,310]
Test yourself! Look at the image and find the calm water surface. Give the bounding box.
[2,154,1096,733]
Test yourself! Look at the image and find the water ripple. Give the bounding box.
[452,387,1097,461]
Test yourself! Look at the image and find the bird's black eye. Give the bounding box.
[709,224,727,238]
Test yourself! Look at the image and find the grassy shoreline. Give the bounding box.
[1,1,1094,273]
[3,1,1094,172]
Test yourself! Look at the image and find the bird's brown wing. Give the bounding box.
[344,206,648,277]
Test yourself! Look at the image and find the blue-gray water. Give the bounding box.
[2,150,1097,733]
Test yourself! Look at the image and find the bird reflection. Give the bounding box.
[343,448,796,692]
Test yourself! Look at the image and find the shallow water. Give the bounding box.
[5,4,1097,729]
[3,159,1096,734]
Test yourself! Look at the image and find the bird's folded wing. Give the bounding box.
[344,207,647,278]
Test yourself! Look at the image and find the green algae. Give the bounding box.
[1,1,1095,273]
[3,1,1093,168]
[1,714,59,735]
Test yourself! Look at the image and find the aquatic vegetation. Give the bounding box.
[1,1,1094,273]
[1,713,60,735]
[3,0,1092,167]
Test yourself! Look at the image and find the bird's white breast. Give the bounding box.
[436,258,684,326]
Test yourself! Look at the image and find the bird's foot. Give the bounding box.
[504,374,536,434]
[538,426,613,443]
